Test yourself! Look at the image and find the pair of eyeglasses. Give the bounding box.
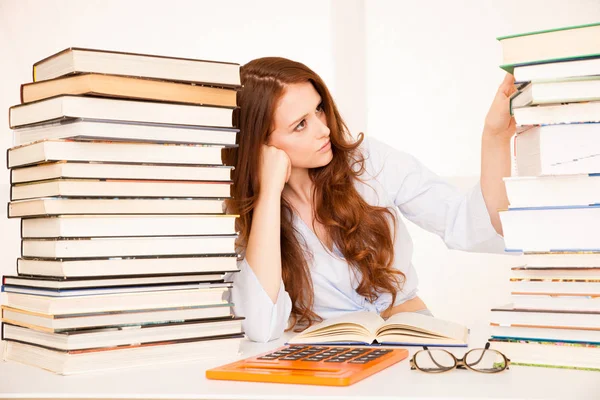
[410,342,510,373]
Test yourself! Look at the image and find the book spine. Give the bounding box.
[5,136,9,169]
[509,94,516,116]
[8,105,15,130]
[32,48,73,77]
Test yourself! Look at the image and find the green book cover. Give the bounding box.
[490,338,600,372]
[497,22,600,73]
[511,362,600,372]
[496,22,600,41]
[500,54,600,74]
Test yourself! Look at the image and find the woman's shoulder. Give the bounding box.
[350,136,421,206]
[357,135,420,177]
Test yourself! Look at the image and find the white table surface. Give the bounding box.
[1,325,599,400]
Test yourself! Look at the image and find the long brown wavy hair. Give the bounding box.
[225,57,405,331]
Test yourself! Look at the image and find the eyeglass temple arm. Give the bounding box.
[422,346,453,369]
[463,342,491,368]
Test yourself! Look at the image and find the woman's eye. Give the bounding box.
[295,119,306,131]
[316,103,324,113]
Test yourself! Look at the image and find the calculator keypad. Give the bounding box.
[257,345,393,364]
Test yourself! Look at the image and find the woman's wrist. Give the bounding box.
[258,184,284,201]
[482,127,512,146]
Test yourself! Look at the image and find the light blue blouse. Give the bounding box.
[227,137,506,342]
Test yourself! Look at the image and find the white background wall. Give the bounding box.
[1,0,600,330]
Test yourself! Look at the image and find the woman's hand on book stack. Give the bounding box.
[483,73,517,142]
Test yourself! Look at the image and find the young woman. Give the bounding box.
[226,57,514,343]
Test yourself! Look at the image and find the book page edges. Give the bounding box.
[378,312,468,343]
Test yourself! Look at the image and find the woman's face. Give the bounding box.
[268,82,333,169]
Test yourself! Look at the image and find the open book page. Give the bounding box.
[375,312,468,345]
[288,311,385,344]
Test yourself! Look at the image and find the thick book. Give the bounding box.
[288,311,468,347]
[510,77,600,110]
[509,270,600,312]
[8,198,227,218]
[510,294,600,312]
[499,205,600,252]
[12,119,238,147]
[2,272,232,289]
[490,324,600,345]
[497,22,600,72]
[21,73,237,107]
[513,55,600,82]
[516,252,600,268]
[489,339,600,371]
[16,255,238,277]
[2,280,233,297]
[11,161,233,184]
[512,124,600,176]
[9,95,235,129]
[512,267,600,279]
[1,303,234,332]
[21,235,238,259]
[504,174,600,208]
[7,140,228,168]
[10,179,232,201]
[512,101,600,125]
[20,215,238,238]
[2,317,244,351]
[0,284,231,314]
[2,334,243,375]
[490,304,600,329]
[32,47,241,87]
[510,277,600,296]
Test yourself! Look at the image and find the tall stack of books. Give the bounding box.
[489,23,600,371]
[1,48,245,375]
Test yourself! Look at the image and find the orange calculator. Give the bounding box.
[206,344,408,386]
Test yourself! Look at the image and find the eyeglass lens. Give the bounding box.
[464,348,507,372]
[413,349,455,372]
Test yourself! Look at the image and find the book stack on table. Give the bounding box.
[490,23,600,371]
[1,48,246,375]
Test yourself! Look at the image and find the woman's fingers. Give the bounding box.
[500,73,517,97]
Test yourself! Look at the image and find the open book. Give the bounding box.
[288,311,469,347]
